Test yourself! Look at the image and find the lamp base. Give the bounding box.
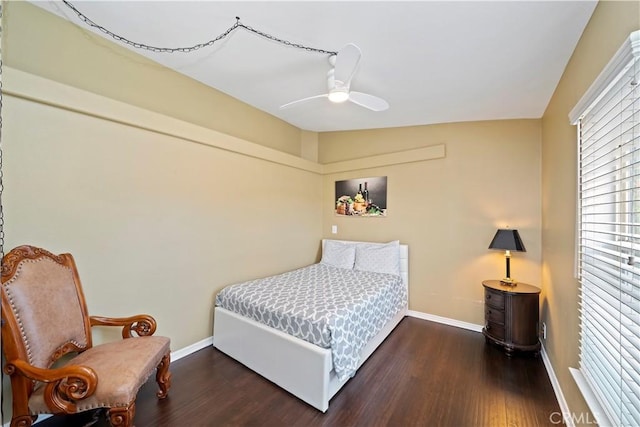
[500,278,518,287]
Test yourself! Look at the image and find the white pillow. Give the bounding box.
[320,240,356,270]
[354,240,401,275]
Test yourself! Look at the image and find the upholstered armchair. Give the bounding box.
[0,245,171,427]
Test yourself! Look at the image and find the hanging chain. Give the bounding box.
[0,0,4,262]
[238,20,336,55]
[0,0,5,422]
[62,1,337,56]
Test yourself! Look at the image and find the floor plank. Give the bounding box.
[34,317,560,426]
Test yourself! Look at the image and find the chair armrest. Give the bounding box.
[4,359,98,413]
[90,314,158,338]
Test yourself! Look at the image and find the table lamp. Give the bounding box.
[488,229,526,286]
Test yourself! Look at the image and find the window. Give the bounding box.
[569,31,639,427]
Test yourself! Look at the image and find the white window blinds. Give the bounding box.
[573,31,639,427]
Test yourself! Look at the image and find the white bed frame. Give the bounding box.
[213,240,409,412]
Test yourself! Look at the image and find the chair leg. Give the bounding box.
[155,352,171,399]
[108,403,135,427]
[10,414,35,427]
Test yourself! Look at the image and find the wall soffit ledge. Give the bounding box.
[4,67,446,175]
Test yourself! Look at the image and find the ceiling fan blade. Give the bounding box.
[279,94,328,110]
[348,91,389,112]
[334,43,362,87]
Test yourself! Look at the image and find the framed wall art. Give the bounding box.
[335,176,387,217]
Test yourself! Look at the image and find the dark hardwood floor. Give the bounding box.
[35,317,560,427]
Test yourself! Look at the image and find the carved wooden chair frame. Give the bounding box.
[1,245,171,427]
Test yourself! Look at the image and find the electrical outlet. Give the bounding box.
[331,225,338,234]
[542,322,547,340]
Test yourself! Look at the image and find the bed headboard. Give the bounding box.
[321,239,409,291]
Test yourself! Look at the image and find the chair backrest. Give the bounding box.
[1,246,92,369]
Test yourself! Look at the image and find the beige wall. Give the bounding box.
[4,89,322,344]
[320,120,542,324]
[4,1,303,156]
[540,1,640,424]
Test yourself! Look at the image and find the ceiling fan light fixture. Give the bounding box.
[328,89,349,103]
[280,43,388,111]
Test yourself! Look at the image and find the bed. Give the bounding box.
[212,239,409,412]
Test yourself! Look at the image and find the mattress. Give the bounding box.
[215,263,407,380]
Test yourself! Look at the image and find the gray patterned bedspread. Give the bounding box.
[215,263,407,380]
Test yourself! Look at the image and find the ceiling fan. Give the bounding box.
[279,43,389,112]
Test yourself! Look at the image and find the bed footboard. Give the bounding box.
[213,306,335,411]
[213,305,407,412]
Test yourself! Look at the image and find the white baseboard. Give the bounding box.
[170,336,214,362]
[407,310,484,332]
[541,344,574,427]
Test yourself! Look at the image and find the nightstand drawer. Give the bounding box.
[485,322,505,340]
[485,289,505,309]
[485,307,504,324]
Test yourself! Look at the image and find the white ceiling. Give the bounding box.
[32,1,597,132]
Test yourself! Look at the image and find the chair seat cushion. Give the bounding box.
[29,336,170,414]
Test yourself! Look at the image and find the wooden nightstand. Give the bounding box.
[482,280,541,355]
